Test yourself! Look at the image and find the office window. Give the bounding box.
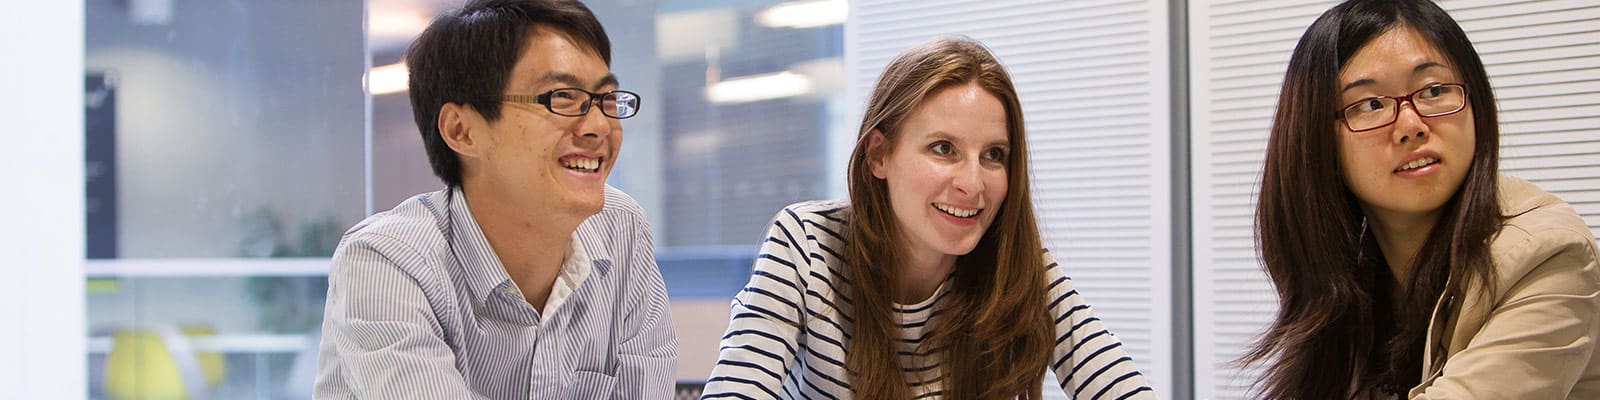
[83,0,364,397]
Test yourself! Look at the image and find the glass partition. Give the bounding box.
[84,0,364,397]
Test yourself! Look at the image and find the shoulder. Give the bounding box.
[756,201,850,279]
[1040,248,1067,280]
[330,191,457,285]
[577,186,652,247]
[574,186,659,268]
[603,185,648,222]
[1039,248,1083,303]
[577,185,649,232]
[770,200,850,233]
[1488,176,1600,294]
[339,191,451,259]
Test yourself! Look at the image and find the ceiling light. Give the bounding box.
[706,71,813,104]
[757,0,847,29]
[367,62,408,95]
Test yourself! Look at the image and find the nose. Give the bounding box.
[951,158,984,197]
[574,100,612,141]
[1390,98,1429,145]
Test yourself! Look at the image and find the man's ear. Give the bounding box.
[866,129,888,180]
[438,102,486,159]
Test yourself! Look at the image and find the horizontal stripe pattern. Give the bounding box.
[315,186,677,399]
[702,201,1155,399]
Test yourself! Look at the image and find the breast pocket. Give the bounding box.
[569,370,617,399]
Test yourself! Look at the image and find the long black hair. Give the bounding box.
[1243,0,1503,398]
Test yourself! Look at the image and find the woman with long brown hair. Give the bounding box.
[1245,0,1600,398]
[701,37,1154,399]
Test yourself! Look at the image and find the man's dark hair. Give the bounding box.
[405,0,612,187]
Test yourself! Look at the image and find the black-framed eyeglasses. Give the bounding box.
[1336,83,1468,132]
[502,88,641,119]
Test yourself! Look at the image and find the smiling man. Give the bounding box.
[313,1,676,399]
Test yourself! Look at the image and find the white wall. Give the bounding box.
[0,1,87,397]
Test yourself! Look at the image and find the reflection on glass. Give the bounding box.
[84,0,365,260]
[88,276,327,399]
[84,0,363,397]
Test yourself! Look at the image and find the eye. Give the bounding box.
[929,141,953,155]
[982,147,1007,162]
[550,89,580,100]
[1418,85,1445,99]
[1363,99,1386,112]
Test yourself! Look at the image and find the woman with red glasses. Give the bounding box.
[1244,0,1600,398]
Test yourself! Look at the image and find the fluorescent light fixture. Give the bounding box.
[757,0,847,29]
[368,62,409,95]
[706,71,813,104]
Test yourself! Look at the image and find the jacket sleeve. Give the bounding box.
[701,209,811,399]
[314,233,490,400]
[1042,249,1158,399]
[1411,226,1600,399]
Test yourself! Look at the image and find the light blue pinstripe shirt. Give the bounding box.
[314,186,677,400]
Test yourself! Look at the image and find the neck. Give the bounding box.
[460,182,582,310]
[1365,206,1444,289]
[895,247,956,305]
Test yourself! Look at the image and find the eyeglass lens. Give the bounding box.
[547,89,639,118]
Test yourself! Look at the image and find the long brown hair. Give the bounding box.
[843,37,1053,399]
[1244,0,1504,398]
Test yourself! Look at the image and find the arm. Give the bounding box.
[313,234,488,400]
[701,211,811,399]
[616,217,679,399]
[1411,228,1600,399]
[1042,250,1157,399]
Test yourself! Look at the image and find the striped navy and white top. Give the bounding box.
[314,186,677,400]
[703,201,1154,399]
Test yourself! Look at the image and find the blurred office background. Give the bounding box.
[2,0,1596,399]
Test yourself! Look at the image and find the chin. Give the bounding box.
[942,238,983,257]
[564,193,606,217]
[578,199,606,216]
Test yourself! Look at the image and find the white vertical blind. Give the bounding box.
[847,0,1174,396]
[1189,0,1600,398]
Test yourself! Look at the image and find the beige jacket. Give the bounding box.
[1410,175,1600,399]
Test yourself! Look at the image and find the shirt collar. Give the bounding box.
[443,187,515,306]
[544,231,593,315]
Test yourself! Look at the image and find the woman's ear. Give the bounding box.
[438,102,485,160]
[867,129,888,180]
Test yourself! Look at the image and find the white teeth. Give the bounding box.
[1398,157,1438,172]
[562,158,600,172]
[934,203,979,218]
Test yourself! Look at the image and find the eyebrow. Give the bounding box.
[1340,61,1448,93]
[535,71,619,91]
[926,131,1010,148]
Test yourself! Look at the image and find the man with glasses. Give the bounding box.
[314,0,675,398]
